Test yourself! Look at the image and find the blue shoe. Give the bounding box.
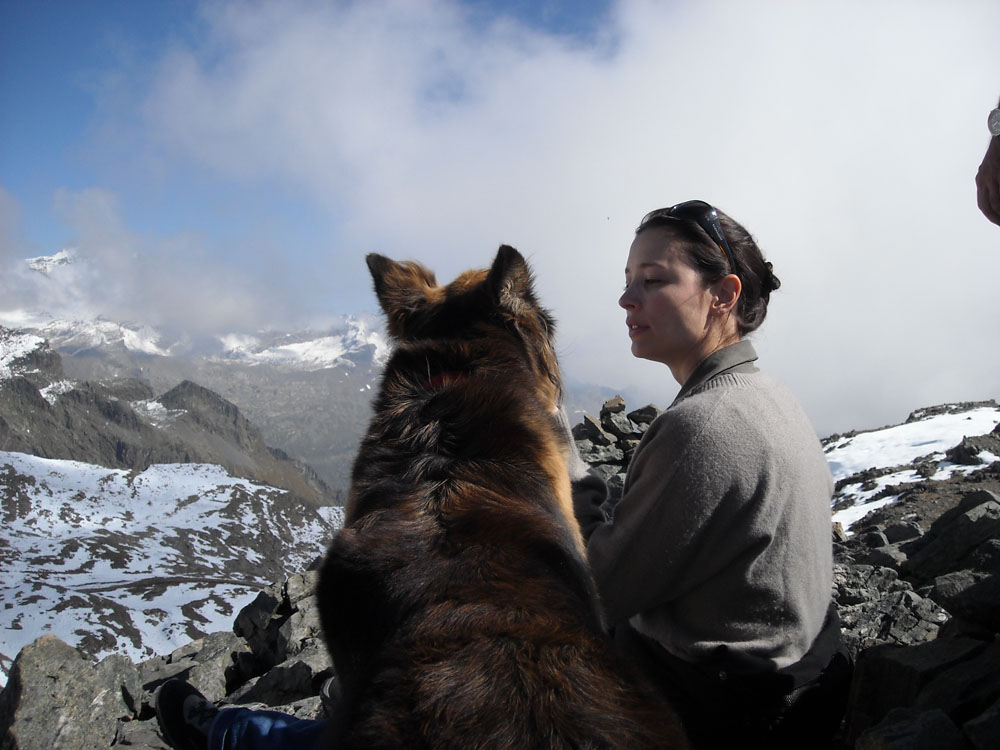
[154,679,218,750]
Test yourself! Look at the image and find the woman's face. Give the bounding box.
[619,227,721,383]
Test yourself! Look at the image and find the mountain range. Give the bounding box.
[2,249,999,699]
[1,327,347,686]
[1,250,621,497]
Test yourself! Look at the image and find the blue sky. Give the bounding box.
[2,0,999,436]
[1,0,611,254]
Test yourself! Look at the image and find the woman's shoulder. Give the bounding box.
[645,380,739,443]
[663,369,800,440]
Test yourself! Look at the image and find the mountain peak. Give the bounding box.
[24,248,76,275]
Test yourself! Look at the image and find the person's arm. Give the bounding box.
[976,96,1000,226]
[582,401,753,627]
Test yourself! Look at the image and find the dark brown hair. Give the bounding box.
[636,208,780,335]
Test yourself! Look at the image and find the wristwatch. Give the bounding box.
[989,108,1000,137]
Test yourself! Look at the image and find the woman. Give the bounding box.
[571,201,851,749]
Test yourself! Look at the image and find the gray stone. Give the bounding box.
[916,640,1000,723]
[858,545,909,571]
[963,697,1000,750]
[601,411,638,441]
[884,522,923,544]
[576,440,625,466]
[626,404,661,426]
[571,415,613,446]
[0,634,138,750]
[855,707,966,750]
[599,395,626,415]
[903,497,1000,582]
[151,631,255,703]
[845,639,987,742]
[863,531,890,548]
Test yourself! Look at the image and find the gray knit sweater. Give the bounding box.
[573,340,834,670]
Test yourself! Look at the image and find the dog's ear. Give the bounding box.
[366,253,439,337]
[488,245,535,315]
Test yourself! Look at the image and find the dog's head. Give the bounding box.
[365,245,562,411]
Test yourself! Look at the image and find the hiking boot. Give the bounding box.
[320,674,342,716]
[154,679,219,750]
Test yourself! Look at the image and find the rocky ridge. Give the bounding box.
[2,397,1000,749]
[5,308,622,498]
[0,328,345,689]
[0,327,335,507]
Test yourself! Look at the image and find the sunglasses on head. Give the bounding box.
[638,200,736,275]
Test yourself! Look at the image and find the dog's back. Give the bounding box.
[318,247,688,748]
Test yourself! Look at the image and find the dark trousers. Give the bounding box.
[614,616,853,750]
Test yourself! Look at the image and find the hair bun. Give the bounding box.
[762,261,781,295]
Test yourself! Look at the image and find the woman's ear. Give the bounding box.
[712,274,742,314]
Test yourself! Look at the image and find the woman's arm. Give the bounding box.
[581,395,756,627]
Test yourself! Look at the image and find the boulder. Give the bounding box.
[0,634,140,750]
[903,492,1000,583]
[626,404,662,426]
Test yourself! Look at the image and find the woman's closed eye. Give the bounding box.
[623,277,665,290]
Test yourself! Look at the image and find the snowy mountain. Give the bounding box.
[0,250,621,495]
[1,327,349,687]
[0,450,343,689]
[2,392,995,689]
[826,402,1000,530]
[3,249,999,698]
[0,250,390,496]
[0,329,335,508]
[24,248,74,275]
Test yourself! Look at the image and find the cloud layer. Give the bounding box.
[5,0,1000,435]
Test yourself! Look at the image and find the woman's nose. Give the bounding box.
[619,284,636,310]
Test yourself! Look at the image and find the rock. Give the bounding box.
[931,570,996,628]
[963,697,1000,750]
[151,632,255,703]
[230,642,331,708]
[857,545,910,572]
[626,404,661,426]
[599,397,639,440]
[576,439,625,466]
[862,530,890,548]
[854,707,966,750]
[884,522,923,544]
[234,587,284,665]
[0,634,140,750]
[600,395,626,415]
[903,492,1000,583]
[601,410,638,440]
[914,640,1000,726]
[3,394,997,749]
[571,415,613,447]
[844,639,987,743]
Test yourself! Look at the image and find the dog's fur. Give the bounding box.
[317,246,688,749]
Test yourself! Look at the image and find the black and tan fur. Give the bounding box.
[317,246,688,749]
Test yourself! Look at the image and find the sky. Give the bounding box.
[1,0,999,439]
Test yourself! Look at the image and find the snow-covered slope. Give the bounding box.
[0,328,46,380]
[827,404,1000,530]
[0,451,343,688]
[215,316,390,370]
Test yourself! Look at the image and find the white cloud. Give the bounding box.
[1,187,287,335]
[34,0,1000,434]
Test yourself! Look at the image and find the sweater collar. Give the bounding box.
[673,339,759,405]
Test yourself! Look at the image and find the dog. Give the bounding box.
[317,246,688,748]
